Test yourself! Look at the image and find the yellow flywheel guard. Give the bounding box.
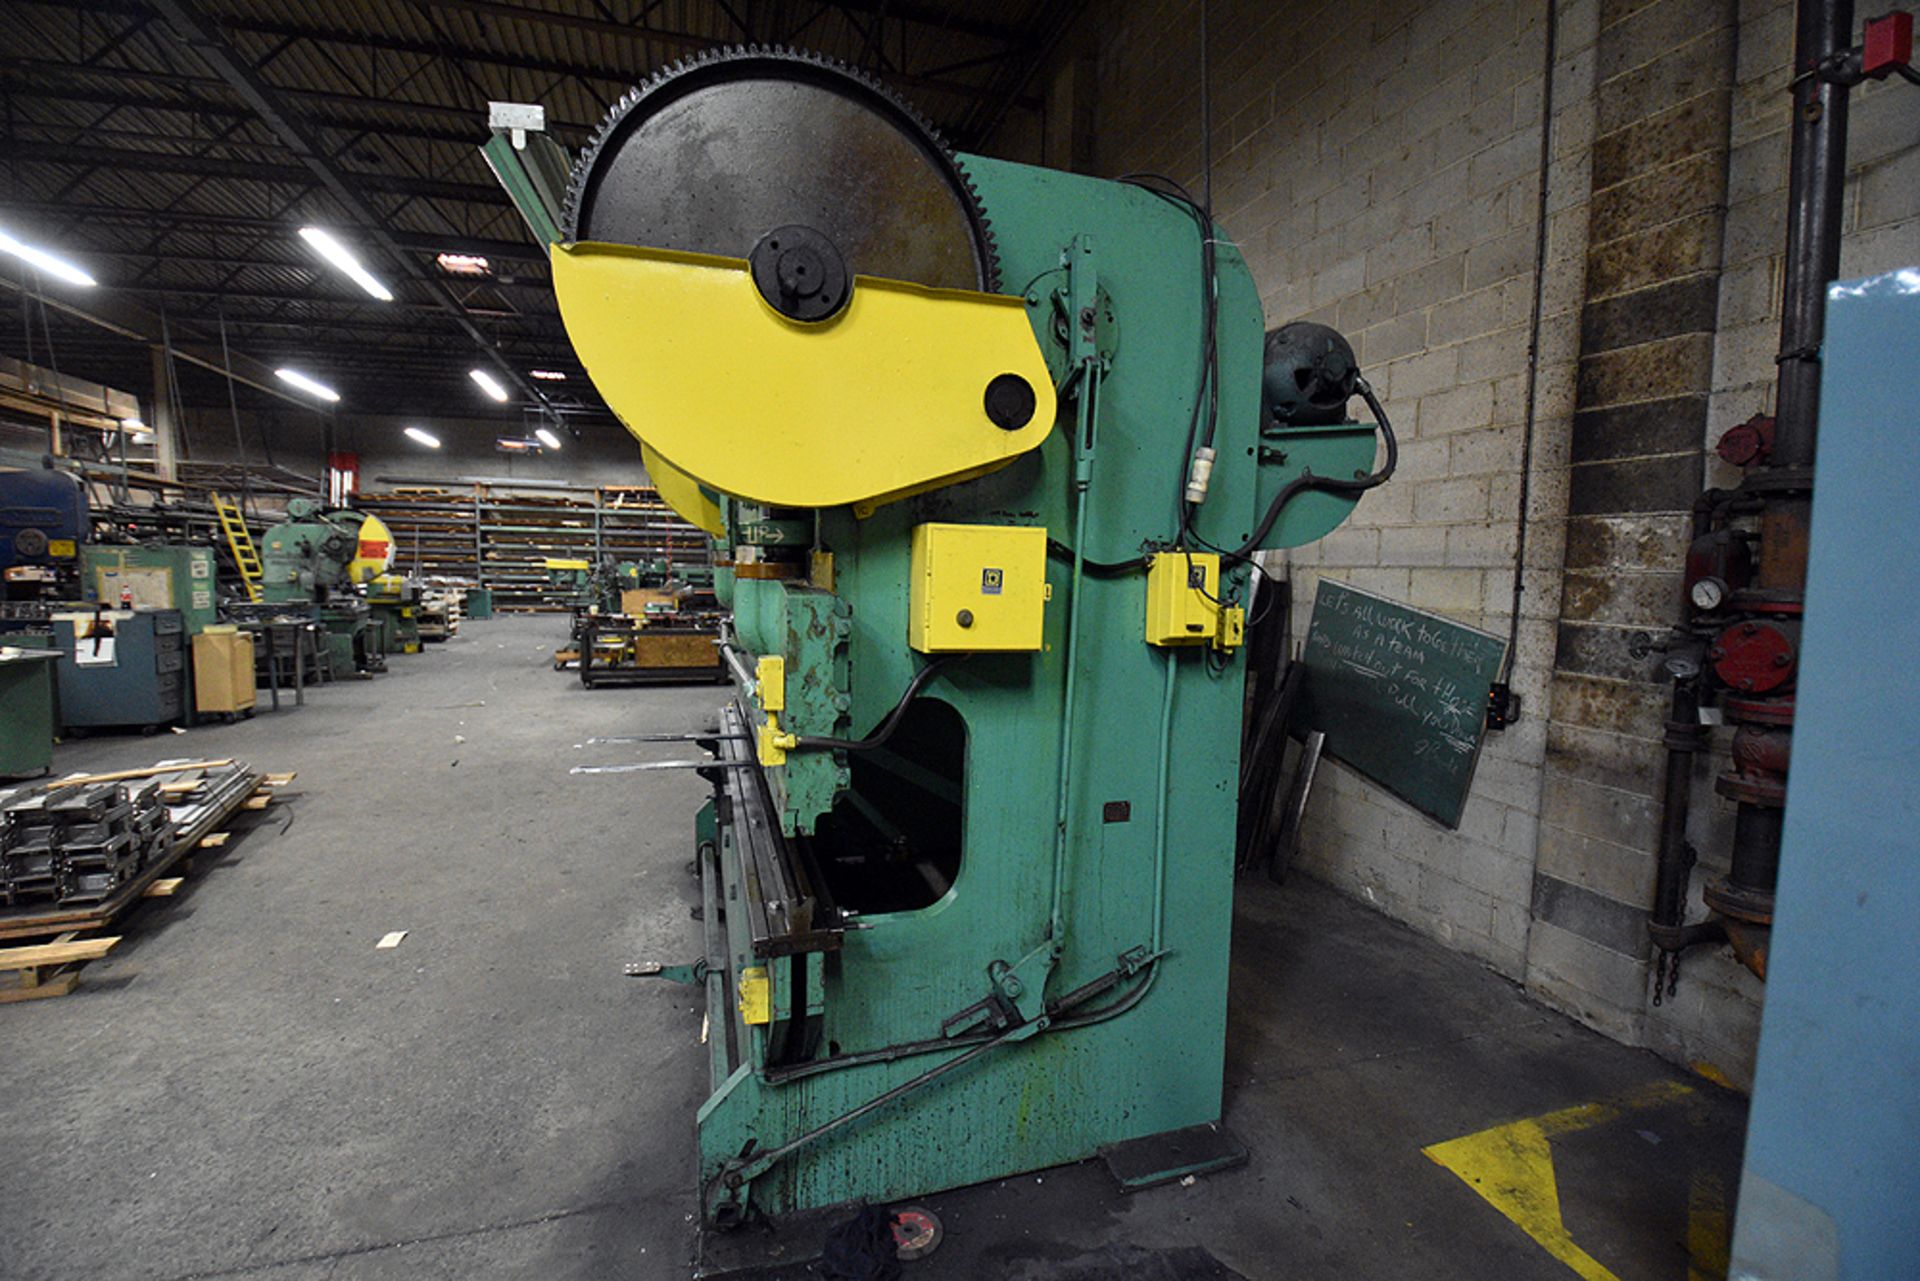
[553,242,1056,510]
[640,440,724,536]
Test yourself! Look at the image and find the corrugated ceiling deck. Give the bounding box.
[1,0,1066,418]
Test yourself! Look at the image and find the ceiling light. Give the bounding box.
[404,426,442,448]
[130,431,155,445]
[275,368,341,403]
[298,226,393,301]
[535,427,562,450]
[469,368,509,402]
[0,229,97,287]
[437,252,492,277]
[119,417,145,431]
[529,368,567,381]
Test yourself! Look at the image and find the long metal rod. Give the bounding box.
[1503,0,1557,679]
[1046,362,1098,953]
[1773,0,1853,468]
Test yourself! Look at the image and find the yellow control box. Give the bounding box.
[1145,551,1220,646]
[909,523,1048,653]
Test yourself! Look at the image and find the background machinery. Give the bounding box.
[0,462,88,611]
[250,497,394,677]
[500,48,1392,1226]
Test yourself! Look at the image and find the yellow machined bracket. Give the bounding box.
[757,714,797,767]
[737,967,770,1025]
[755,655,786,712]
[553,242,1057,510]
[1214,605,1246,653]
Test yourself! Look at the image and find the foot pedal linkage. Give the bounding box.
[626,958,710,986]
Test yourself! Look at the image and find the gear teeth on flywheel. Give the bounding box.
[560,44,1002,294]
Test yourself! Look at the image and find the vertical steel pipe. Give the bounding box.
[1773,0,1853,471]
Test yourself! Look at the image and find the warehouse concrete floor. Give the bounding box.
[0,616,1745,1281]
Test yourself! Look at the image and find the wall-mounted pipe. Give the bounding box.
[1649,0,1860,990]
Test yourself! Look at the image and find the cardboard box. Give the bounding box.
[192,628,256,714]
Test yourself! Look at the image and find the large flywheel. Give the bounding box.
[564,47,1000,306]
[550,47,1052,510]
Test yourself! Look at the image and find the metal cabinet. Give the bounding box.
[0,648,59,776]
[51,609,186,731]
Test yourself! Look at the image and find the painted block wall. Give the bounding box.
[993,0,1920,1087]
[1034,0,1592,986]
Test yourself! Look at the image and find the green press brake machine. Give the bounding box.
[503,49,1394,1226]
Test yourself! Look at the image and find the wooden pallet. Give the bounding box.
[0,933,119,1003]
[0,764,290,999]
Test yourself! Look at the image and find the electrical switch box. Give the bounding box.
[1145,552,1220,646]
[909,523,1048,653]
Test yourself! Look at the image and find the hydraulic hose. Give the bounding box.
[791,656,961,752]
[1231,377,1398,562]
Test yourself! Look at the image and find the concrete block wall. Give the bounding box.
[991,0,1920,1087]
[1636,0,1920,1076]
[1533,0,1738,1053]
[1048,0,1595,983]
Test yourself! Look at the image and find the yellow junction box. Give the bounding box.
[909,523,1048,653]
[1145,551,1221,646]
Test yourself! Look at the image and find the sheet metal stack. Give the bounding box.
[0,782,173,908]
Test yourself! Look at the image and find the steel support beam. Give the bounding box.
[5,139,509,206]
[0,201,550,263]
[0,78,592,148]
[0,268,306,407]
[149,343,179,481]
[145,0,555,418]
[407,0,1036,107]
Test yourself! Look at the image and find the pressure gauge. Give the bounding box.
[1690,577,1728,612]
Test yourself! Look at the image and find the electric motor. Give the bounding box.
[1263,322,1359,426]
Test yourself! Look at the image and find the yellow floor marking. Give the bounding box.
[1687,1169,1729,1281]
[1689,1059,1739,1091]
[1422,1080,1695,1281]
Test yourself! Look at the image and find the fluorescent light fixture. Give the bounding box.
[130,431,155,445]
[298,226,393,301]
[119,417,145,431]
[0,229,97,287]
[529,368,567,381]
[436,252,491,277]
[534,427,562,450]
[275,367,341,402]
[404,426,442,448]
[469,368,509,402]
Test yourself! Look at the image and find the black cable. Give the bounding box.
[1230,378,1398,563]
[1503,0,1557,686]
[792,655,963,752]
[1045,539,1145,577]
[1117,172,1220,540]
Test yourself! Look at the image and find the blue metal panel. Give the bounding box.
[0,465,88,571]
[52,610,187,730]
[1730,267,1920,1280]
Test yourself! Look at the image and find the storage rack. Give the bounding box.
[353,485,711,612]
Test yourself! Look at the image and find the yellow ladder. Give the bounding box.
[211,492,263,602]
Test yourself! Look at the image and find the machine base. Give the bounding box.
[1099,1122,1248,1192]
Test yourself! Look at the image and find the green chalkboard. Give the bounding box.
[1294,580,1507,829]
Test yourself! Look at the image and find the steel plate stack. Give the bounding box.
[0,782,174,908]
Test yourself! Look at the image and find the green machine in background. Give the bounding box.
[505,50,1392,1227]
[254,497,393,676]
[366,573,422,655]
[81,544,219,634]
